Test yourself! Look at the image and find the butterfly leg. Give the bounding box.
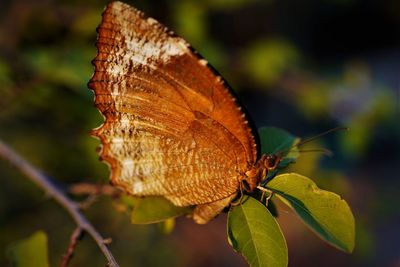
[230,181,245,206]
[260,190,266,203]
[257,186,274,207]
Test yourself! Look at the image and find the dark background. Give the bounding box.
[0,0,399,266]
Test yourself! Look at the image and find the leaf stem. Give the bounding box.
[0,139,119,267]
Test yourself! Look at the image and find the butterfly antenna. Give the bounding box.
[297,148,333,156]
[274,126,347,157]
[296,126,348,148]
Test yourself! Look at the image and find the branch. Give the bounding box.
[0,140,119,267]
[61,227,82,267]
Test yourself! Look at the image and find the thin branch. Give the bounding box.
[0,140,119,267]
[69,182,121,197]
[78,194,99,210]
[69,183,122,210]
[61,227,82,267]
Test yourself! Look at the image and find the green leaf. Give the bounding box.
[7,231,50,267]
[227,197,288,267]
[259,127,298,155]
[130,196,192,224]
[259,127,300,169]
[267,173,355,253]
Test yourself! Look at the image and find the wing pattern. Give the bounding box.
[88,2,258,216]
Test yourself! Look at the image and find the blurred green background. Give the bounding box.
[0,0,399,266]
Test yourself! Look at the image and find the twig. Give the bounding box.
[61,227,82,267]
[69,183,122,210]
[0,140,119,267]
[69,182,121,197]
[78,194,99,210]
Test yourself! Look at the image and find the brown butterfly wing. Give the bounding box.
[88,1,257,207]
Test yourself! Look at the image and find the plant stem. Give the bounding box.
[0,140,119,267]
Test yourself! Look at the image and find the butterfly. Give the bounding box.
[88,1,281,224]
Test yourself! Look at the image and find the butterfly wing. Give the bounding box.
[88,1,258,207]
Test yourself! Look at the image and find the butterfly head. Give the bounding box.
[241,154,282,192]
[262,154,281,171]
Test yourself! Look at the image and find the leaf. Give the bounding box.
[7,231,50,267]
[130,196,193,224]
[227,197,288,267]
[267,173,355,253]
[259,127,300,169]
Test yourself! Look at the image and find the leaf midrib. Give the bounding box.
[240,205,281,267]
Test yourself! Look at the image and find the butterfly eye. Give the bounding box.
[264,155,279,169]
